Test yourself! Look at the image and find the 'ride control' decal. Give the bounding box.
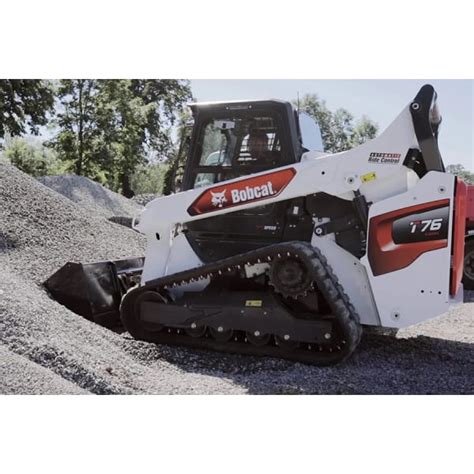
[188,168,296,216]
[368,152,401,165]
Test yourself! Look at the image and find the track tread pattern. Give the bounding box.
[121,241,362,365]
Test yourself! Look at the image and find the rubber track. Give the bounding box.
[120,241,362,365]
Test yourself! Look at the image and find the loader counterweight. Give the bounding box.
[451,179,468,296]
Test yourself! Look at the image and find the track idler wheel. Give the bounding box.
[120,289,166,341]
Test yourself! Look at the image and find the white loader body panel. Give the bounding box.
[361,171,459,328]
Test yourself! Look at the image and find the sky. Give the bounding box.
[191,80,474,171]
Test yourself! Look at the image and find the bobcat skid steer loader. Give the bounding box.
[45,85,474,365]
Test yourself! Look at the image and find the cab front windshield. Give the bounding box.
[194,114,283,188]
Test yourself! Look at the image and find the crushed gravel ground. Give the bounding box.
[0,344,87,395]
[37,174,142,219]
[0,266,242,394]
[1,162,473,394]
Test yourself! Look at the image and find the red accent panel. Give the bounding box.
[188,168,296,216]
[466,184,474,231]
[368,199,450,276]
[450,179,467,296]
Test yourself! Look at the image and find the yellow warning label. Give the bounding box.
[245,300,263,307]
[361,172,377,183]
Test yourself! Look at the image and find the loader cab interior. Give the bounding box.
[192,116,283,189]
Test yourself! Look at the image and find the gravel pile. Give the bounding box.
[37,174,142,219]
[1,162,473,394]
[132,193,158,207]
[0,163,241,394]
[2,165,145,284]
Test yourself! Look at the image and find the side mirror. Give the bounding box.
[298,113,324,152]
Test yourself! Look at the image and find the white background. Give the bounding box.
[1,1,472,473]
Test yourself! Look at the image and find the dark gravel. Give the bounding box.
[1,162,473,394]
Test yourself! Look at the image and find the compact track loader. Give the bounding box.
[46,85,474,365]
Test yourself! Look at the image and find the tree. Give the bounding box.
[446,164,474,184]
[162,108,193,195]
[51,79,192,196]
[50,80,102,178]
[0,80,54,139]
[351,116,379,146]
[2,137,66,177]
[95,79,191,196]
[296,94,378,152]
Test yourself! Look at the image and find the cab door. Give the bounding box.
[184,107,298,262]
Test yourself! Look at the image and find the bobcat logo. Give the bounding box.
[211,189,227,208]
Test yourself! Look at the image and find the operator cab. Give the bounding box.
[172,99,324,263]
[183,99,305,191]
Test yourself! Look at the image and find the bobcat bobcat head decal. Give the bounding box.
[188,168,296,216]
[211,189,227,208]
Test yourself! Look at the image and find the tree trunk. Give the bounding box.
[77,80,84,175]
[120,172,134,198]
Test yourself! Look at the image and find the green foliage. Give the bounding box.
[131,162,169,195]
[50,79,192,197]
[2,137,67,177]
[296,94,378,152]
[351,116,379,146]
[0,80,54,139]
[2,81,385,197]
[446,164,474,184]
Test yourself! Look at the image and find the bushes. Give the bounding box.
[1,137,68,177]
[130,162,169,195]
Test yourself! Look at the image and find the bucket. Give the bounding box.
[44,257,144,328]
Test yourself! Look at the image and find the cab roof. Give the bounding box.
[188,99,295,115]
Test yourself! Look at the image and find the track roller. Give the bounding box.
[209,327,234,342]
[246,331,271,347]
[185,324,207,338]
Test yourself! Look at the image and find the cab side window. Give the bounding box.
[193,115,285,189]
